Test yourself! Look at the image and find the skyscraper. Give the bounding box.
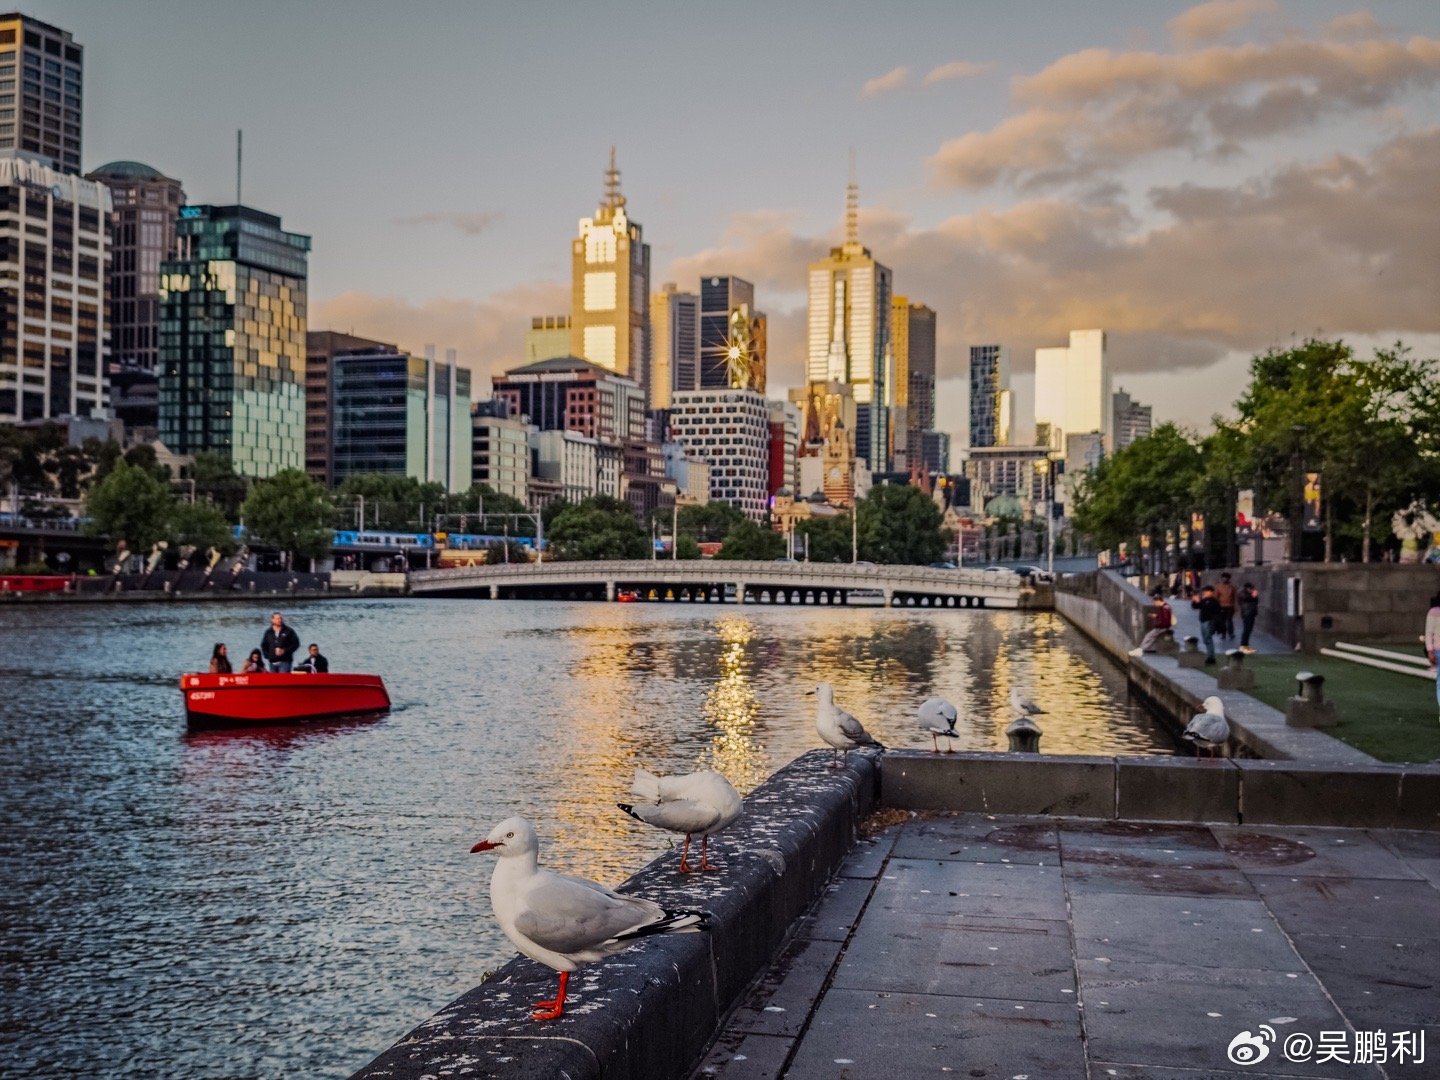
[668,388,771,520]
[806,178,892,471]
[1112,387,1153,450]
[0,13,83,175]
[1034,329,1110,451]
[305,330,395,486]
[699,275,764,392]
[158,205,311,477]
[0,153,109,421]
[890,297,935,470]
[969,345,1003,449]
[570,148,650,398]
[525,315,570,364]
[87,162,185,374]
[649,282,697,409]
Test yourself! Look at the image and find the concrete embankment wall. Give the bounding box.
[350,752,876,1080]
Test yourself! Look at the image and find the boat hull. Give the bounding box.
[180,672,391,729]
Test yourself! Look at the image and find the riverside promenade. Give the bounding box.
[351,751,1439,1080]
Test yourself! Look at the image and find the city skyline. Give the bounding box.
[43,0,1440,444]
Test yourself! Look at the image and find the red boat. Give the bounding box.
[616,590,639,603]
[180,672,391,729]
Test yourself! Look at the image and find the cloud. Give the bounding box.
[310,280,568,391]
[861,66,911,98]
[929,31,1440,191]
[1325,10,1384,40]
[923,60,993,85]
[394,210,503,236]
[1168,0,1278,46]
[680,128,1439,413]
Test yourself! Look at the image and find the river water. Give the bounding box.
[0,597,1171,1079]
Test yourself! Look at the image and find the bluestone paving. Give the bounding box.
[694,812,1440,1080]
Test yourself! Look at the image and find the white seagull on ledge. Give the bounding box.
[918,697,960,752]
[812,682,885,768]
[470,816,708,1021]
[618,767,742,873]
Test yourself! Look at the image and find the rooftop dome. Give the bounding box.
[87,160,168,181]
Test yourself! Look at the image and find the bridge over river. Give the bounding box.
[408,559,1050,610]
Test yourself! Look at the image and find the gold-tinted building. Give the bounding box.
[570,149,650,400]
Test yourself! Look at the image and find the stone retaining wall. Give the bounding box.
[349,751,877,1080]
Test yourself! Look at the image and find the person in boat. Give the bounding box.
[295,643,329,674]
[208,643,232,674]
[261,611,301,672]
[241,648,266,673]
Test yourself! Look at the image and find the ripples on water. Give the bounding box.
[0,598,1170,1079]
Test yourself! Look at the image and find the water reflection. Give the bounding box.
[0,599,1172,1080]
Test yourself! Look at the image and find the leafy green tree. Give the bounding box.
[1071,424,1204,551]
[857,484,948,564]
[482,540,530,564]
[242,469,333,566]
[457,484,527,518]
[546,496,648,560]
[333,473,448,530]
[184,451,249,521]
[169,501,234,555]
[674,535,702,560]
[715,518,785,560]
[85,458,174,554]
[676,502,746,543]
[795,514,853,563]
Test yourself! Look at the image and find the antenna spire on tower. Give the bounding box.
[845,148,859,246]
[604,145,625,212]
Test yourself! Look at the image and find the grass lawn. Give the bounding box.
[1246,654,1440,763]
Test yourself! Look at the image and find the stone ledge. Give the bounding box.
[349,750,877,1080]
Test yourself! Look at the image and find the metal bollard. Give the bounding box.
[1177,635,1206,669]
[1217,648,1255,690]
[1286,671,1337,728]
[1295,671,1325,702]
[1006,715,1043,753]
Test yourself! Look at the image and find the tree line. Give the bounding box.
[1071,340,1440,563]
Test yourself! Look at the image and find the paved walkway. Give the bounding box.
[694,813,1440,1079]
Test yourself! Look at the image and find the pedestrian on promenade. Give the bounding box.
[1196,585,1222,665]
[1135,592,1175,654]
[1239,581,1260,652]
[208,643,232,674]
[1215,573,1237,640]
[1426,592,1440,719]
[261,611,300,673]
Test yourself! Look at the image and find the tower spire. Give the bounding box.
[603,145,625,213]
[845,148,859,246]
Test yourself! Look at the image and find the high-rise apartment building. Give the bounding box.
[889,298,935,470]
[0,14,83,175]
[492,355,645,443]
[86,161,184,376]
[699,275,764,392]
[329,346,472,491]
[1112,387,1153,450]
[471,399,532,505]
[649,282,697,409]
[158,204,311,477]
[570,149,650,397]
[526,315,570,364]
[1034,329,1110,452]
[806,181,892,471]
[0,152,109,421]
[968,345,1003,449]
[668,388,771,520]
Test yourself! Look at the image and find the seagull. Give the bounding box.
[812,682,885,768]
[1009,685,1046,719]
[1183,696,1230,757]
[918,697,959,752]
[470,816,708,1021]
[618,767,742,873]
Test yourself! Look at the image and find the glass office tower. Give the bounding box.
[0,13,83,175]
[158,205,310,477]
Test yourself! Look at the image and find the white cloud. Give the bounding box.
[923,60,993,85]
[394,210,503,237]
[861,66,911,98]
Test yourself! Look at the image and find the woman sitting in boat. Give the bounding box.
[240,648,266,674]
[208,643,232,674]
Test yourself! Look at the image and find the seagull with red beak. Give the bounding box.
[470,816,708,1021]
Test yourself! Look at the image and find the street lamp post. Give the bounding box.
[1290,424,1307,563]
[851,459,859,564]
[671,500,678,561]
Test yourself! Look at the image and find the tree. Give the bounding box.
[242,469,333,566]
[85,458,174,555]
[169,501,234,555]
[715,518,784,560]
[676,502,745,543]
[333,473,449,531]
[546,496,648,560]
[185,451,249,521]
[857,484,948,564]
[1071,424,1204,551]
[674,535,702,560]
[795,514,853,563]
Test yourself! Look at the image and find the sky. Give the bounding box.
[45,0,1440,447]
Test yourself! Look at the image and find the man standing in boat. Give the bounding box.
[261,611,301,672]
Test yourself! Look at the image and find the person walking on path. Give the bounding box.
[1238,581,1261,652]
[261,611,301,673]
[1426,592,1440,719]
[1196,585,1222,665]
[1134,593,1175,654]
[1215,573,1237,640]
